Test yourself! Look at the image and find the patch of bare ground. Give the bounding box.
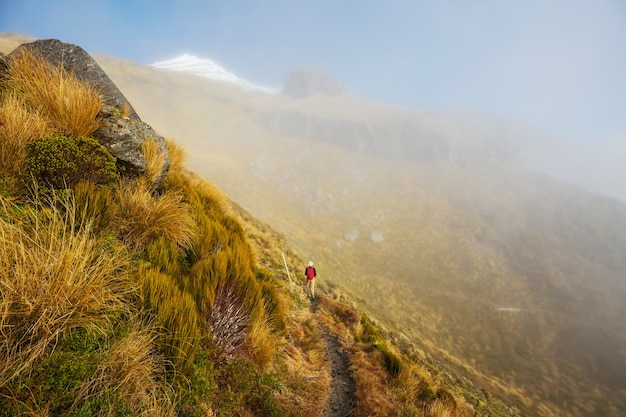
[308,295,357,416]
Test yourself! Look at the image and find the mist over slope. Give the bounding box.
[90,52,626,416]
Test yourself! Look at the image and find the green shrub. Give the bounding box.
[24,134,119,190]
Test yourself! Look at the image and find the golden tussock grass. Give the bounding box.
[0,196,132,388]
[138,266,201,373]
[74,321,175,416]
[349,348,399,417]
[72,181,118,232]
[246,319,277,369]
[259,278,289,334]
[426,400,475,417]
[140,137,168,191]
[180,172,231,216]
[4,48,103,137]
[0,91,51,175]
[393,362,438,402]
[115,182,196,250]
[164,138,187,179]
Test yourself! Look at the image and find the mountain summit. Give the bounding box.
[149,54,277,93]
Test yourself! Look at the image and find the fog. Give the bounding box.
[2,0,625,201]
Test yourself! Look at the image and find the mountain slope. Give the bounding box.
[84,51,626,417]
[0,36,523,416]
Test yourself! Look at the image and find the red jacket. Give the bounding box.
[305,266,316,280]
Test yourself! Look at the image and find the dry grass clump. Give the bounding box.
[0,196,131,388]
[0,91,51,175]
[164,138,187,179]
[72,180,118,232]
[3,48,103,137]
[138,266,202,373]
[115,182,195,250]
[349,349,399,417]
[140,137,168,191]
[247,319,277,370]
[74,322,175,416]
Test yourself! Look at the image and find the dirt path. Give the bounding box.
[309,297,356,417]
[320,329,356,417]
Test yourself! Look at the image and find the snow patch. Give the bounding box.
[149,54,278,93]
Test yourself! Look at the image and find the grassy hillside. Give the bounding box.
[0,40,522,416]
[85,51,626,416]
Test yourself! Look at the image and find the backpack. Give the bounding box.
[306,266,315,280]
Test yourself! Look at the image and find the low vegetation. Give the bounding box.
[0,47,519,416]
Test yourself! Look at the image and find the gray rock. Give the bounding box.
[4,39,170,187]
[93,106,170,185]
[10,39,140,119]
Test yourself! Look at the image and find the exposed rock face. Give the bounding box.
[282,65,350,99]
[5,39,170,186]
[93,105,169,186]
[11,39,140,119]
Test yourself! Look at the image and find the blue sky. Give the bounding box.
[2,0,625,142]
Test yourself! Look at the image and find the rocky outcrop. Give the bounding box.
[92,105,169,186]
[12,39,140,119]
[5,39,170,186]
[282,65,350,99]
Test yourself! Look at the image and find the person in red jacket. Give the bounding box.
[304,261,317,301]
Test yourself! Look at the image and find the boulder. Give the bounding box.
[92,105,170,186]
[5,39,170,187]
[10,39,140,119]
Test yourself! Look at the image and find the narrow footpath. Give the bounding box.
[320,329,356,417]
[311,298,357,417]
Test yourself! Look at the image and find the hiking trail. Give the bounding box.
[311,298,357,417]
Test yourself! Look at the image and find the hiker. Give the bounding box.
[304,261,317,301]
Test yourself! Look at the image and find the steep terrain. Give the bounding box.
[0,36,523,416]
[83,50,626,416]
